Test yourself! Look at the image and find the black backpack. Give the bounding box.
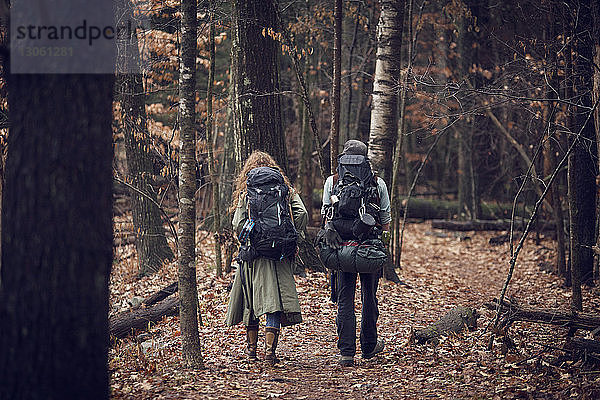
[238,166,298,262]
[331,154,381,240]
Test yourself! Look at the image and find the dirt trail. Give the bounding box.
[109,223,599,399]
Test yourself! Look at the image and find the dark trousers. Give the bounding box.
[336,271,380,357]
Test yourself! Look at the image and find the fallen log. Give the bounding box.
[109,296,179,339]
[565,338,600,355]
[484,298,600,332]
[411,306,479,345]
[557,338,600,366]
[431,219,556,232]
[488,233,522,246]
[109,282,179,339]
[398,198,528,220]
[311,195,529,220]
[137,282,178,309]
[564,337,600,362]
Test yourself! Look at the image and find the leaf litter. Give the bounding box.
[109,221,600,399]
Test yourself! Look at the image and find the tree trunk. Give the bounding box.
[563,15,575,289]
[231,0,288,172]
[222,63,238,275]
[0,135,3,281]
[344,2,361,143]
[206,6,223,276]
[544,128,567,276]
[115,0,174,277]
[296,3,314,225]
[367,0,403,185]
[178,0,203,368]
[330,0,342,173]
[543,6,567,277]
[568,3,597,310]
[455,4,480,221]
[592,0,600,281]
[0,74,114,399]
[485,298,600,332]
[390,0,408,266]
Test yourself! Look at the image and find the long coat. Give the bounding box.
[225,191,308,327]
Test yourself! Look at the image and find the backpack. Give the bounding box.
[237,166,298,262]
[330,154,381,240]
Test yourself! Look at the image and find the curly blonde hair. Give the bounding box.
[229,151,293,213]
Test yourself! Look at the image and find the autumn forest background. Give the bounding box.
[1,0,600,398]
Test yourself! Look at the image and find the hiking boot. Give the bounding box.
[338,355,354,367]
[246,325,258,362]
[264,327,280,366]
[362,339,384,360]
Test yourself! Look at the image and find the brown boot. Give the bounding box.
[246,325,259,361]
[264,327,280,366]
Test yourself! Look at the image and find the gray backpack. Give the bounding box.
[237,167,298,262]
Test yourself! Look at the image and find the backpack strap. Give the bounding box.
[245,191,251,220]
[288,189,296,230]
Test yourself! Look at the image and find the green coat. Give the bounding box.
[225,191,308,327]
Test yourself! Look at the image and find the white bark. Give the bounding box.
[368,0,403,184]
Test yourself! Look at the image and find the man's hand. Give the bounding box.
[324,221,343,249]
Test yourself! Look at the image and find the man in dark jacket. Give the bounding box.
[321,140,390,366]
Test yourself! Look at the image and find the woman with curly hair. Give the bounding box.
[225,151,308,365]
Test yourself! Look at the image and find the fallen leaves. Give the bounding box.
[108,222,600,399]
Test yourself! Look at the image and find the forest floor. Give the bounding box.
[109,221,600,399]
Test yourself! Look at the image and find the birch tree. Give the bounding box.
[367,0,403,184]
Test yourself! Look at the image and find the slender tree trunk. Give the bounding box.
[223,68,237,274]
[367,0,403,185]
[592,0,600,281]
[207,6,223,276]
[0,74,114,399]
[391,0,408,264]
[455,3,480,220]
[296,1,314,225]
[115,0,174,277]
[330,0,342,173]
[432,17,450,199]
[344,2,361,142]
[568,2,597,310]
[178,0,203,368]
[543,5,567,277]
[356,3,377,143]
[545,121,567,277]
[231,0,288,171]
[0,139,3,281]
[456,125,474,219]
[563,17,574,288]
